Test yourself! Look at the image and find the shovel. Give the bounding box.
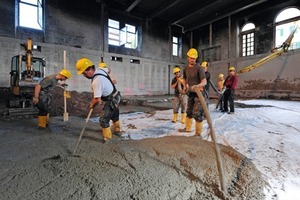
[72,108,93,155]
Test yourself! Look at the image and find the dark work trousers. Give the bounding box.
[99,93,121,128]
[36,93,51,116]
[223,89,235,112]
[186,92,205,122]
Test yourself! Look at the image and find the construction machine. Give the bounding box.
[9,38,46,108]
[237,24,298,75]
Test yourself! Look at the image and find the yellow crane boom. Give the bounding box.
[237,25,298,75]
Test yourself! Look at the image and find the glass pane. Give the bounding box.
[108,19,119,29]
[173,36,178,43]
[120,26,126,46]
[275,21,300,48]
[19,3,41,30]
[125,32,137,49]
[242,23,255,32]
[275,8,300,22]
[173,44,178,56]
[108,27,120,46]
[126,24,136,33]
[37,0,43,29]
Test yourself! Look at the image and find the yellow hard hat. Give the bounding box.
[75,58,94,74]
[229,67,235,71]
[201,61,208,68]
[99,62,107,68]
[218,73,224,78]
[59,69,71,79]
[187,48,198,59]
[173,67,180,74]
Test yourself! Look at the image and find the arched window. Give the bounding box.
[275,7,300,49]
[241,23,255,57]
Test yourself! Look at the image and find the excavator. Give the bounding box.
[9,38,46,108]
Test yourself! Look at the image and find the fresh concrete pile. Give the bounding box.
[0,117,265,200]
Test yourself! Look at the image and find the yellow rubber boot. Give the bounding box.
[172,114,178,123]
[113,121,121,133]
[181,113,186,124]
[179,117,192,132]
[102,127,112,143]
[195,121,203,136]
[38,116,47,129]
[111,121,123,137]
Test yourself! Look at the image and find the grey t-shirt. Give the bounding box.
[183,64,206,87]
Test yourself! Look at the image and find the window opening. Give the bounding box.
[275,8,300,50]
[108,19,138,49]
[172,36,179,56]
[19,0,43,30]
[241,23,255,56]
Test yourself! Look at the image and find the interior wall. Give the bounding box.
[193,2,300,97]
[0,0,299,98]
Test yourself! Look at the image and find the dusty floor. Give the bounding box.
[0,88,266,199]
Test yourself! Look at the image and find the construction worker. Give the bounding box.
[217,74,225,91]
[179,48,207,137]
[217,73,225,111]
[76,58,122,143]
[201,61,211,99]
[32,69,71,128]
[170,66,187,124]
[222,67,238,114]
[98,62,117,84]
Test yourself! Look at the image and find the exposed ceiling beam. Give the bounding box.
[171,1,222,25]
[185,0,269,31]
[125,0,142,13]
[150,0,184,19]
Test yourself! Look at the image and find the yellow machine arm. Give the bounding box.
[25,38,33,81]
[237,25,298,75]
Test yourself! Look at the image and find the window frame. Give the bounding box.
[241,23,255,57]
[172,36,179,56]
[18,0,44,30]
[108,18,138,49]
[274,7,300,50]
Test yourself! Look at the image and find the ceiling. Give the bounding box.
[103,0,292,32]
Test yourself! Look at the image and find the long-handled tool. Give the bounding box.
[193,87,226,192]
[63,50,69,122]
[72,108,93,155]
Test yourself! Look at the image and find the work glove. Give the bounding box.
[32,97,39,105]
[190,84,202,91]
[89,102,96,109]
[177,78,184,84]
[89,100,100,109]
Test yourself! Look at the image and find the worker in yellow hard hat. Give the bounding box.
[217,74,225,92]
[170,66,187,124]
[179,48,207,137]
[76,58,122,143]
[201,61,211,97]
[33,69,71,129]
[98,62,117,84]
[216,73,225,111]
[222,67,238,114]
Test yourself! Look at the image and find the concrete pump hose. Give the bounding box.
[193,87,226,192]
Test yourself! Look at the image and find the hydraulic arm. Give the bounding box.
[237,25,298,75]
